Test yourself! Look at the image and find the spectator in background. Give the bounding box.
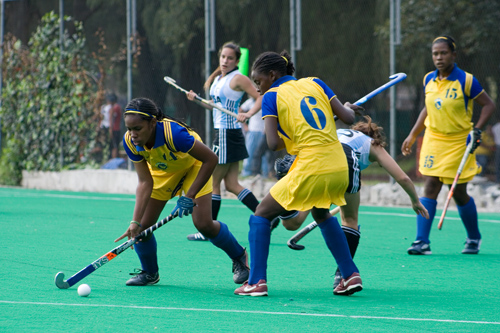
[474,125,495,178]
[99,95,112,159]
[492,121,500,183]
[108,93,123,159]
[240,97,269,177]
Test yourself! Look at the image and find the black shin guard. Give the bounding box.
[238,189,259,212]
[341,225,361,259]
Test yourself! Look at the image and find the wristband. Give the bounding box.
[130,221,141,227]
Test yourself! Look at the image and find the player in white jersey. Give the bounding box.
[185,42,265,241]
[280,116,428,288]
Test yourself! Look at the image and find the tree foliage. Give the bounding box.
[0,12,102,184]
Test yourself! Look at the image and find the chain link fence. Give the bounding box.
[2,0,499,181]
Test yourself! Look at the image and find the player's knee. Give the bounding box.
[281,219,300,231]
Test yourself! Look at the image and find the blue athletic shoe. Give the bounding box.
[462,238,481,254]
[407,240,432,255]
[126,269,160,286]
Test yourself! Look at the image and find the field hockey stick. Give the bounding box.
[55,213,177,289]
[437,136,474,230]
[163,76,238,119]
[334,72,407,120]
[287,206,341,250]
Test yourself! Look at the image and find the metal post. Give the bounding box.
[289,0,295,71]
[204,0,215,145]
[389,0,401,183]
[59,0,64,168]
[289,0,301,74]
[126,0,133,170]
[0,0,4,154]
[131,0,136,53]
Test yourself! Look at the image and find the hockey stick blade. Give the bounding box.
[353,73,407,106]
[287,221,318,250]
[334,73,407,121]
[55,213,177,289]
[287,206,341,250]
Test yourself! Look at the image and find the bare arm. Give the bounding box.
[330,98,357,124]
[115,160,154,242]
[401,107,427,156]
[264,116,286,151]
[186,90,213,110]
[233,75,263,122]
[185,140,218,199]
[474,92,495,130]
[370,145,429,218]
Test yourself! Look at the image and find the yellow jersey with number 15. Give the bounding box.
[423,64,484,135]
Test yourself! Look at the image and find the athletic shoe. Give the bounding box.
[234,279,268,296]
[407,240,432,255]
[187,232,209,241]
[270,217,280,232]
[232,249,250,284]
[333,272,363,296]
[462,238,481,254]
[333,267,342,289]
[126,269,160,286]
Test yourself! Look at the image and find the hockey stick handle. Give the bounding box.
[437,139,474,230]
[163,76,238,119]
[55,214,176,289]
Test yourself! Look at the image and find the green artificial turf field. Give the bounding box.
[1,187,499,332]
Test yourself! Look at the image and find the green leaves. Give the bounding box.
[0,12,101,184]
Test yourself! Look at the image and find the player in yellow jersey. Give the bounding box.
[234,51,364,296]
[115,97,249,287]
[401,36,495,255]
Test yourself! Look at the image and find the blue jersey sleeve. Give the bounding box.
[470,76,484,99]
[312,78,336,100]
[123,134,144,162]
[170,122,196,153]
[261,91,278,118]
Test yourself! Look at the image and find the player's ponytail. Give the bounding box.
[351,116,387,148]
[279,51,295,76]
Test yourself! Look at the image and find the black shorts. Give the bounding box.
[342,143,361,194]
[213,129,249,164]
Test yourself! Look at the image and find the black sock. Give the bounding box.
[237,188,259,212]
[212,194,221,220]
[341,225,361,259]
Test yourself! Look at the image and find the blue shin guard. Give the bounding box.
[416,197,437,244]
[457,197,481,240]
[318,216,358,279]
[209,221,245,259]
[134,234,158,274]
[248,215,271,285]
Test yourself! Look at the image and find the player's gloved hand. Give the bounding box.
[274,154,296,180]
[171,196,195,218]
[466,127,482,154]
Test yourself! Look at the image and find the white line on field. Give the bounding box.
[2,190,499,223]
[0,300,499,326]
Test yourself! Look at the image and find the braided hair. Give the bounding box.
[432,35,456,52]
[252,50,295,77]
[124,97,192,130]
